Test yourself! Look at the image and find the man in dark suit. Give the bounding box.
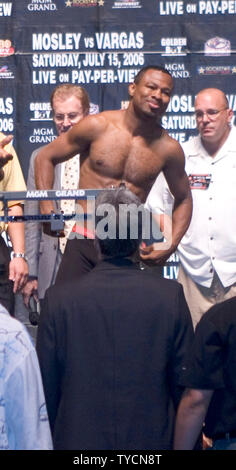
[36,186,194,450]
[174,296,236,450]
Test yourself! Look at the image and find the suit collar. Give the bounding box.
[92,257,140,272]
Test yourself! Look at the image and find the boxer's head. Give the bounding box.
[128,66,173,121]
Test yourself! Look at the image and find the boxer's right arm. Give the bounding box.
[35,114,107,214]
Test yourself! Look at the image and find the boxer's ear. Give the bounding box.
[128,82,136,98]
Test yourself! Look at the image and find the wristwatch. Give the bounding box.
[11,251,28,262]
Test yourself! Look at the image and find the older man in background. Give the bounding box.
[22,84,90,306]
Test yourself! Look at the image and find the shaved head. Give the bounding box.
[195,88,229,109]
[194,88,233,155]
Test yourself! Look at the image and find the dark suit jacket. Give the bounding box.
[36,257,194,450]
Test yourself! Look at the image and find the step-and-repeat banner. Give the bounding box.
[1,0,236,277]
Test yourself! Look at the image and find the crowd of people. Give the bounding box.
[0,66,236,451]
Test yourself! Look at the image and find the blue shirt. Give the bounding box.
[0,305,53,450]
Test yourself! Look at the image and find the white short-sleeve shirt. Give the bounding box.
[146,126,236,288]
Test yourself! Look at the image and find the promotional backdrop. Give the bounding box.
[1,0,236,278]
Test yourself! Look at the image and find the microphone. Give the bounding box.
[28,295,40,326]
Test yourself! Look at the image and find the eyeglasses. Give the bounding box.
[195,107,228,121]
[54,112,83,123]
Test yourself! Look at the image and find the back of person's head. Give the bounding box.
[95,186,143,258]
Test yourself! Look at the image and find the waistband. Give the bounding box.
[72,223,95,239]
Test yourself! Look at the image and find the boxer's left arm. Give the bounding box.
[140,144,192,265]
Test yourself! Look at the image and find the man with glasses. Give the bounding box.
[146,87,236,327]
[22,84,90,306]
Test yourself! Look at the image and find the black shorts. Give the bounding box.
[55,237,99,285]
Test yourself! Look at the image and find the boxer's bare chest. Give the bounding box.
[80,126,166,200]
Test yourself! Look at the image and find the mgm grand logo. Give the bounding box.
[27,0,57,11]
[65,0,104,6]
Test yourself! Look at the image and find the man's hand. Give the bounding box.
[139,241,175,266]
[9,258,28,293]
[0,135,14,169]
[22,279,38,307]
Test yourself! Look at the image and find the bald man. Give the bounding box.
[146,88,236,327]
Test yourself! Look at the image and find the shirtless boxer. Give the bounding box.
[35,66,192,282]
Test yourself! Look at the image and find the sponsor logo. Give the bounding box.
[29,128,57,144]
[204,37,231,56]
[0,39,14,57]
[165,63,190,78]
[65,0,104,7]
[29,102,99,142]
[0,65,14,79]
[30,101,99,121]
[112,0,141,9]
[27,0,57,11]
[30,102,52,121]
[26,190,49,198]
[55,189,85,197]
[161,37,187,56]
[198,65,236,75]
[89,103,99,114]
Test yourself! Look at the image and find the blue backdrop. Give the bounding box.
[1,0,236,278]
